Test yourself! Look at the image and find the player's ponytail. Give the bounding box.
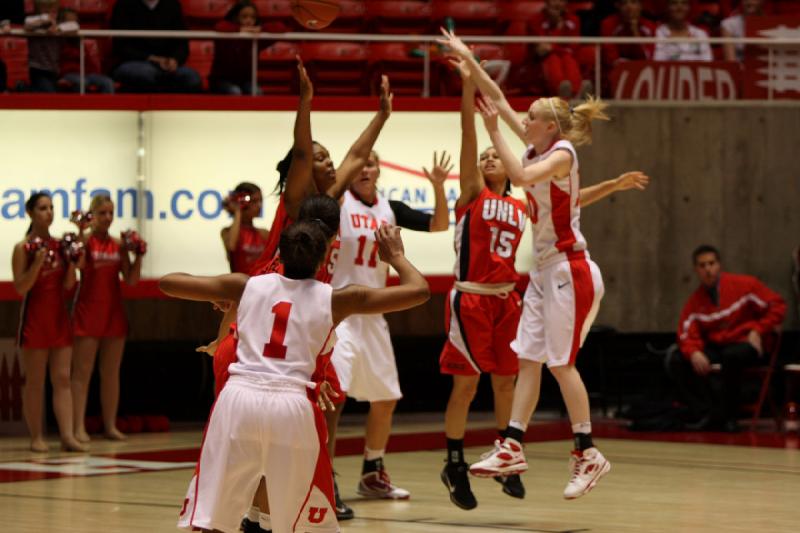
[566,95,609,146]
[279,220,328,279]
[536,96,609,147]
[274,141,322,195]
[297,194,340,240]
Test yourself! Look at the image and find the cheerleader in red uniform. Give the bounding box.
[12,193,86,453]
[221,182,270,274]
[71,195,144,442]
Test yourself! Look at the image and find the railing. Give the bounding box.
[6,29,800,99]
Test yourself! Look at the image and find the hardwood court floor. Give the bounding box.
[0,426,799,533]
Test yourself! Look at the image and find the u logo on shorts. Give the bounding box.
[308,507,328,524]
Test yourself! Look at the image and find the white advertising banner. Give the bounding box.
[0,109,536,279]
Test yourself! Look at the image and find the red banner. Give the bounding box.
[744,16,800,99]
[610,61,741,100]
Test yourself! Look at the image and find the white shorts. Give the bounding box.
[331,314,401,402]
[177,375,339,533]
[512,257,604,367]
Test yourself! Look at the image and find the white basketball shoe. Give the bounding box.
[563,447,611,499]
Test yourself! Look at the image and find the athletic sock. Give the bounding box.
[362,456,384,474]
[364,447,384,461]
[497,428,508,440]
[505,423,525,444]
[259,513,271,530]
[446,438,465,465]
[572,422,593,451]
[246,506,260,522]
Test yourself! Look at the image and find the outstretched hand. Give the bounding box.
[438,27,471,59]
[375,224,404,264]
[297,55,313,102]
[423,150,454,186]
[476,96,500,131]
[614,171,650,192]
[379,74,393,116]
[317,381,340,412]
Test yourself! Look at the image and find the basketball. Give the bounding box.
[290,0,340,30]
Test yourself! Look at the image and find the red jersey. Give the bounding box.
[454,188,526,284]
[18,238,72,349]
[249,195,290,275]
[73,234,128,338]
[229,225,269,274]
[678,272,786,358]
[529,12,581,55]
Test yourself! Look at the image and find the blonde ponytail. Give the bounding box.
[534,95,609,147]
[567,95,609,146]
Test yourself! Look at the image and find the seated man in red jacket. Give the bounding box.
[667,244,786,431]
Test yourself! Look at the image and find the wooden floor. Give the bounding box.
[1,423,799,533]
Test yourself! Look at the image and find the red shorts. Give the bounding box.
[439,288,522,376]
[73,299,128,338]
[312,352,345,406]
[213,332,238,398]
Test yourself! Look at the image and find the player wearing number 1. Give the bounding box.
[327,149,450,501]
[164,222,429,533]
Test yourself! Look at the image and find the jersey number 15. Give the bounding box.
[489,227,515,259]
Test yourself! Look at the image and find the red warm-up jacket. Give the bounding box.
[678,272,786,358]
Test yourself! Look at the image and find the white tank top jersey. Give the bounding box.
[521,139,588,270]
[228,274,336,384]
[331,189,396,290]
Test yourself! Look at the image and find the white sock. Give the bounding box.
[259,513,271,530]
[572,422,592,434]
[509,419,527,432]
[246,506,259,522]
[364,447,384,461]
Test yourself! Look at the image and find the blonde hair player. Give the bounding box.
[71,194,144,443]
[439,58,649,509]
[441,28,648,499]
[162,222,429,533]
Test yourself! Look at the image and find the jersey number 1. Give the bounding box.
[355,235,379,268]
[263,301,292,359]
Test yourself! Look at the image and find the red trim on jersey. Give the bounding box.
[550,180,578,254]
[292,397,335,532]
[568,257,594,365]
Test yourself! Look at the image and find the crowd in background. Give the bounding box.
[0,0,792,96]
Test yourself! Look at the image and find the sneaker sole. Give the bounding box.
[440,470,478,511]
[356,488,411,500]
[470,464,528,478]
[563,460,611,500]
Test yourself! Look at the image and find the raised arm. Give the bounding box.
[477,97,570,187]
[119,239,143,286]
[283,57,315,221]
[332,225,430,323]
[439,29,526,143]
[579,172,650,208]
[422,151,453,231]
[327,76,393,200]
[221,204,243,253]
[159,272,249,304]
[12,243,46,296]
[453,59,484,209]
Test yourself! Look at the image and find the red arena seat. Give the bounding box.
[258,40,301,94]
[302,41,369,95]
[185,39,216,90]
[0,38,30,90]
[182,0,234,30]
[364,1,433,35]
[432,0,500,36]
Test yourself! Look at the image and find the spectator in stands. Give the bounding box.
[601,0,657,67]
[530,0,593,98]
[210,0,272,95]
[24,0,64,93]
[110,0,201,93]
[667,245,786,431]
[721,0,766,62]
[57,8,115,93]
[654,0,713,61]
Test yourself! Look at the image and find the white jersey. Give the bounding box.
[331,189,396,290]
[522,139,588,270]
[229,274,335,383]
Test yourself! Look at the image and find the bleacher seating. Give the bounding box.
[302,41,369,95]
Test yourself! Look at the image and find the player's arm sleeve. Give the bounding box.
[389,200,433,232]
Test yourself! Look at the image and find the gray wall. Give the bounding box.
[579,104,800,332]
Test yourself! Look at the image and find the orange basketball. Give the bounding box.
[291,0,341,30]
